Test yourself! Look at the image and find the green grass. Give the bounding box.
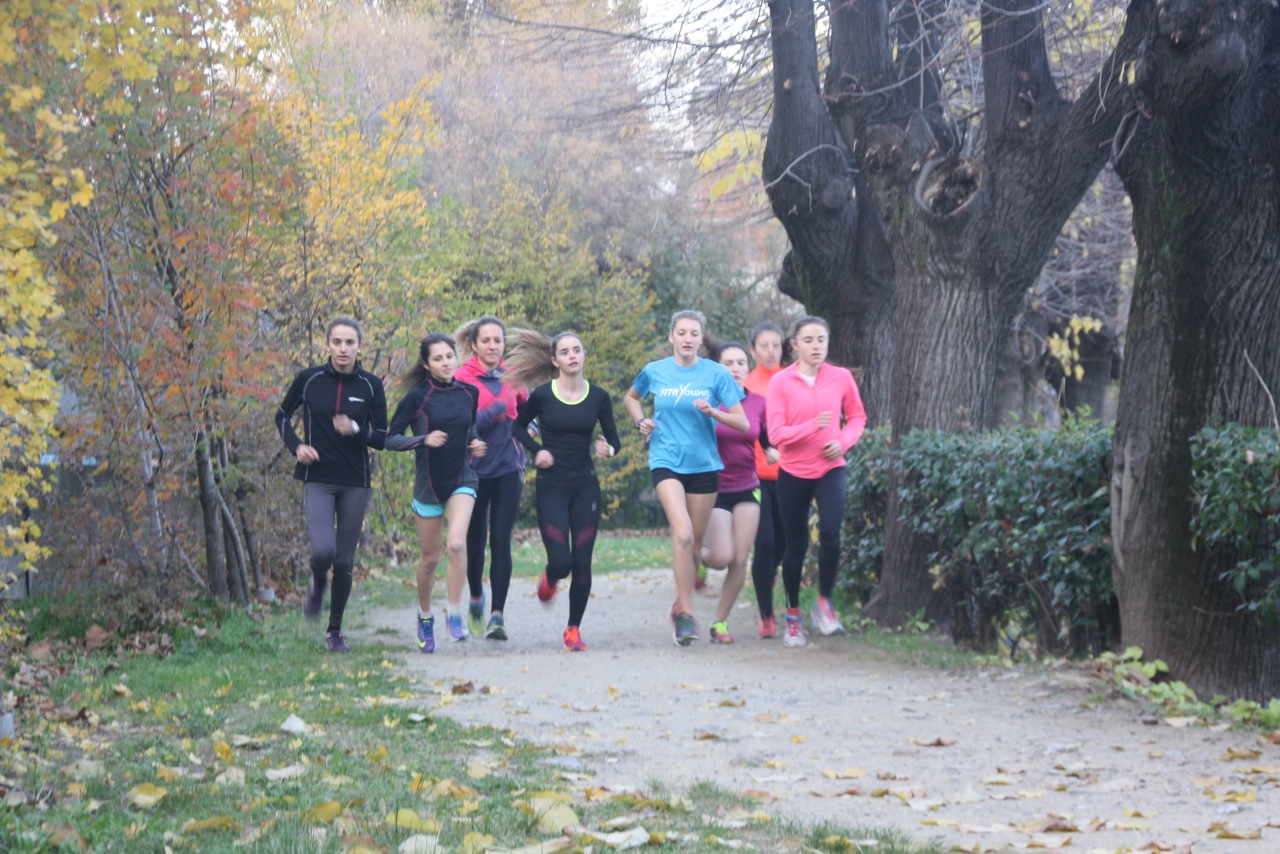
[0,540,950,853]
[351,533,671,611]
[513,532,671,578]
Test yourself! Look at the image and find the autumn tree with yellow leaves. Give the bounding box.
[0,3,93,588]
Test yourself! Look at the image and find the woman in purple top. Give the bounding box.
[699,342,770,643]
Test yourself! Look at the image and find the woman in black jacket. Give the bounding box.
[276,318,388,653]
[385,332,487,651]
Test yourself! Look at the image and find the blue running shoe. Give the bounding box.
[416,614,435,653]
[448,611,467,642]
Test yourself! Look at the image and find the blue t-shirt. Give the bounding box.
[631,357,745,473]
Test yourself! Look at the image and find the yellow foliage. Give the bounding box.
[256,75,439,358]
[696,130,764,204]
[0,0,88,577]
[1047,314,1105,386]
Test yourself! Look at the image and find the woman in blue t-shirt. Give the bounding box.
[624,310,748,646]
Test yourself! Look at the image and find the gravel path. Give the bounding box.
[367,569,1279,852]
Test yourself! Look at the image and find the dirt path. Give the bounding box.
[367,570,1278,852]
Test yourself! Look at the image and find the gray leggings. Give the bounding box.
[304,482,371,632]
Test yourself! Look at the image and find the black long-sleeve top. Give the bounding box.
[513,380,621,486]
[385,376,481,505]
[276,361,388,488]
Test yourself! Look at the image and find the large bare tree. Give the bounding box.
[1109,0,1280,700]
[763,0,1138,625]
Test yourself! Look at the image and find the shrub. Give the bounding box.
[840,418,1116,656]
[1190,424,1280,620]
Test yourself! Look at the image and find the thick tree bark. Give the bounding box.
[1110,0,1280,700]
[762,0,895,424]
[786,0,1141,625]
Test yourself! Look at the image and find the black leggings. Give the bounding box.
[777,467,846,608]
[751,478,787,618]
[467,470,523,612]
[303,482,371,632]
[536,476,601,628]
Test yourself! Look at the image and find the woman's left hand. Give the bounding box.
[765,447,780,465]
[594,437,612,458]
[693,398,713,416]
[821,440,843,460]
[469,439,488,458]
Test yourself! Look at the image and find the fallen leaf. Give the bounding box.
[85,625,114,651]
[1214,826,1263,840]
[126,783,167,809]
[280,714,309,735]
[1219,747,1261,761]
[460,831,496,854]
[531,799,580,834]
[180,816,237,833]
[67,759,104,781]
[305,801,343,825]
[340,832,384,853]
[821,768,866,779]
[265,764,307,782]
[1209,789,1257,803]
[451,682,475,695]
[908,736,956,747]
[386,809,441,833]
[398,834,440,853]
[216,767,245,786]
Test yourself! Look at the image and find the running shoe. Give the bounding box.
[812,595,847,636]
[468,591,486,638]
[709,621,734,644]
[303,578,326,621]
[672,611,699,647]
[694,564,708,591]
[783,612,807,648]
[416,614,436,653]
[536,572,557,605]
[326,629,350,653]
[758,615,777,639]
[484,613,507,641]
[563,626,587,652]
[447,611,468,642]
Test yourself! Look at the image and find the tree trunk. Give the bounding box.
[1110,0,1280,700]
[762,0,895,424]
[808,0,1139,626]
[195,432,229,599]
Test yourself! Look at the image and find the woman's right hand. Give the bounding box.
[296,444,319,465]
[425,430,449,448]
[535,450,555,469]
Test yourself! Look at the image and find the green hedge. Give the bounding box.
[841,419,1115,656]
[840,420,1280,657]
[1190,424,1280,621]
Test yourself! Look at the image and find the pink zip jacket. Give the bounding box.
[765,362,867,479]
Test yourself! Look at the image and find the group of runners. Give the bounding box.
[276,311,866,653]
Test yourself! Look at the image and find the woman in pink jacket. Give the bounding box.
[766,316,867,647]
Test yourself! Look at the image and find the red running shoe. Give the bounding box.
[563,626,587,652]
[536,572,557,605]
